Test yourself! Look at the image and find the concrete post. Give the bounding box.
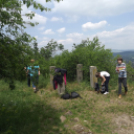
[50,66,56,85]
[77,64,83,83]
[90,66,98,88]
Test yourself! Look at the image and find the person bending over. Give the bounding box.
[96,71,110,95]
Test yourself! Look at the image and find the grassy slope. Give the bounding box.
[0,80,134,134]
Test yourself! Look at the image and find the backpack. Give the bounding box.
[61,92,82,99]
[70,92,82,99]
[61,93,70,99]
[95,83,100,91]
[101,85,106,94]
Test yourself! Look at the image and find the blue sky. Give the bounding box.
[22,0,134,51]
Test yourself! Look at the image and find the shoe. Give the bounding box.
[34,89,37,93]
[104,92,109,95]
[118,94,122,99]
[125,91,127,95]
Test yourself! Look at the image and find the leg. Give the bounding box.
[36,76,39,91]
[122,78,128,92]
[118,78,122,95]
[28,74,30,87]
[31,77,37,92]
[105,77,110,92]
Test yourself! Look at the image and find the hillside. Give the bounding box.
[1,80,134,134]
[113,51,134,63]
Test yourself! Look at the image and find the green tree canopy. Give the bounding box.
[0,0,61,83]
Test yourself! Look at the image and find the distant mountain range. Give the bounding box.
[111,49,134,53]
[112,50,134,63]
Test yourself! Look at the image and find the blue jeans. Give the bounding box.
[27,74,30,87]
[104,76,110,92]
[31,76,39,88]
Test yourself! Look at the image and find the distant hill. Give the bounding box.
[113,51,134,63]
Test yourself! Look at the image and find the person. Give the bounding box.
[95,71,110,95]
[116,57,128,99]
[27,59,40,93]
[24,65,30,87]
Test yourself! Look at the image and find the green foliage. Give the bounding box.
[40,39,64,60]
[0,82,62,134]
[53,37,116,81]
[0,0,62,85]
[38,74,49,89]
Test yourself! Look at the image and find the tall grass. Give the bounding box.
[0,80,64,134]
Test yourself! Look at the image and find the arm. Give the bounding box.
[115,65,119,73]
[101,76,106,86]
[120,63,126,72]
[26,70,29,77]
[38,67,40,75]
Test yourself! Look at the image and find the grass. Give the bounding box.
[0,79,134,134]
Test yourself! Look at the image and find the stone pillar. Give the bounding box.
[90,66,98,88]
[77,64,83,83]
[50,66,56,85]
[57,82,65,95]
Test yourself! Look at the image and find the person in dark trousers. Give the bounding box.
[95,71,110,95]
[27,59,40,93]
[24,66,30,87]
[116,57,128,99]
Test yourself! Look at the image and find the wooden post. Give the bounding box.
[90,66,98,88]
[77,64,83,83]
[50,66,56,85]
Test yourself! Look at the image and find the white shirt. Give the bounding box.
[100,71,110,77]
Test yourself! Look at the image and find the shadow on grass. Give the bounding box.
[0,90,65,134]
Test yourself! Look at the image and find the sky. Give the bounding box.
[22,0,134,51]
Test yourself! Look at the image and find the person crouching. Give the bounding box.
[95,71,110,95]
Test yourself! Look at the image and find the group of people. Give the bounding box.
[24,57,128,98]
[24,59,40,93]
[96,57,128,98]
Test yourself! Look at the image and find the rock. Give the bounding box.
[60,115,66,123]
[73,124,84,133]
[130,116,134,122]
[71,117,80,122]
[80,130,92,134]
[64,124,69,128]
[80,132,91,134]
[74,117,80,122]
[84,120,88,123]
[65,110,72,115]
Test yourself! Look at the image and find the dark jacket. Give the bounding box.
[53,68,67,90]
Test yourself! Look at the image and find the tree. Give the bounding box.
[0,0,62,88]
[40,39,64,60]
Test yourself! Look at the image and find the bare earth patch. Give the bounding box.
[113,114,134,134]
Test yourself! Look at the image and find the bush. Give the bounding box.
[38,74,49,89]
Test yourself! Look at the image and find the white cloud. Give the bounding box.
[50,17,63,22]
[53,0,134,17]
[82,21,107,30]
[38,37,50,48]
[66,32,84,39]
[38,27,45,31]
[43,29,55,35]
[35,36,38,39]
[23,13,47,24]
[57,38,74,51]
[22,5,47,24]
[57,27,66,33]
[93,24,134,49]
